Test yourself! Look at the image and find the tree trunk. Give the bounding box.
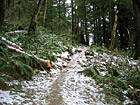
[96,18,99,44]
[43,0,47,27]
[18,1,21,21]
[71,0,74,35]
[133,0,140,59]
[28,0,42,35]
[93,5,97,45]
[109,3,115,50]
[109,14,117,50]
[84,0,89,45]
[7,0,10,16]
[103,11,106,46]
[109,4,115,37]
[0,0,5,30]
[62,0,66,17]
[80,20,86,44]
[94,18,98,45]
[75,9,79,35]
[58,0,61,33]
[109,5,115,35]
[81,0,88,45]
[98,13,102,45]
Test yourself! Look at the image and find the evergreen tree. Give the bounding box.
[43,0,47,27]
[71,0,74,34]
[1,0,137,56]
[0,0,5,30]
[109,0,117,50]
[133,0,140,59]
[28,0,43,35]
[117,0,133,50]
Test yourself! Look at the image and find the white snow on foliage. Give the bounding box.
[0,45,137,104]
[5,30,27,35]
[1,37,16,46]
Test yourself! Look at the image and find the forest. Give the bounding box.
[0,0,140,104]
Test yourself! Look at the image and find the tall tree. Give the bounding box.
[62,0,66,17]
[132,0,140,59]
[117,0,133,50]
[109,1,115,41]
[109,14,117,50]
[109,1,117,50]
[61,0,68,33]
[46,0,54,30]
[71,0,74,34]
[77,0,86,44]
[102,7,106,46]
[43,0,47,27]
[0,0,5,30]
[77,0,88,44]
[7,0,11,16]
[58,0,61,33]
[28,0,43,35]
[83,0,89,45]
[101,0,108,47]
[18,0,21,21]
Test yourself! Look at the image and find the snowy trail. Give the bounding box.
[0,45,105,105]
[47,46,88,105]
[46,46,104,105]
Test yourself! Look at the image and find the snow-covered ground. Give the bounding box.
[0,46,103,104]
[60,46,106,105]
[0,45,137,105]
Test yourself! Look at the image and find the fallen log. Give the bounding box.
[1,37,51,70]
[5,30,27,35]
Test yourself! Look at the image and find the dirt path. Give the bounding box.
[0,45,105,105]
[0,45,136,105]
[46,46,87,105]
[46,46,104,105]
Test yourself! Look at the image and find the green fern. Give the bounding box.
[0,57,6,71]
[0,57,5,66]
[15,60,34,79]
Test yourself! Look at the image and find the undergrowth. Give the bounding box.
[0,46,39,80]
[80,45,140,104]
[0,26,78,86]
[3,26,77,61]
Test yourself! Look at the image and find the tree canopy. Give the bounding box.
[0,0,139,57]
